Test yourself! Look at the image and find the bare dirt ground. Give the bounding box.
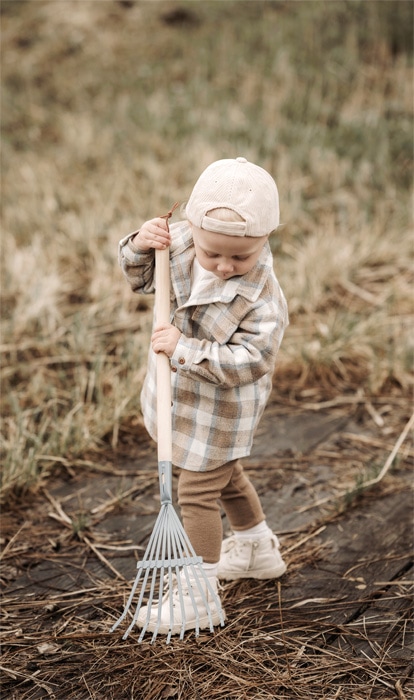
[1,391,413,699]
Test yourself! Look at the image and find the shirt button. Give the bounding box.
[171,366,177,373]
[178,357,185,365]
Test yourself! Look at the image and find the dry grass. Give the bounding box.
[1,393,413,699]
[1,0,413,497]
[1,487,412,700]
[2,583,412,700]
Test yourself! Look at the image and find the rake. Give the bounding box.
[111,210,225,643]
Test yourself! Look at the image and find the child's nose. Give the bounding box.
[217,258,234,272]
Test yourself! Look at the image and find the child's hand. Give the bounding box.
[151,324,181,358]
[132,218,171,251]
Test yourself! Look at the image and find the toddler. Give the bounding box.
[118,157,288,634]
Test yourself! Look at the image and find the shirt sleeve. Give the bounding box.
[118,231,156,294]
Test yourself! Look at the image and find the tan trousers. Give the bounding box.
[177,459,265,564]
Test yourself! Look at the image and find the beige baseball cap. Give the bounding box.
[185,157,279,237]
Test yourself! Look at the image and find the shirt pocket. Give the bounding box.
[190,303,242,345]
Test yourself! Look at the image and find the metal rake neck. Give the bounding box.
[158,460,173,504]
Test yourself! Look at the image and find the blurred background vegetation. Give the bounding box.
[1,0,413,499]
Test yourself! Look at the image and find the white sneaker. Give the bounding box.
[218,533,287,581]
[136,572,225,636]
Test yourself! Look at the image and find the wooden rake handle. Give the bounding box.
[155,247,172,464]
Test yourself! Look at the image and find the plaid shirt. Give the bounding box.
[119,221,288,472]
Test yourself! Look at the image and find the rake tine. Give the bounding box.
[149,509,169,643]
[180,562,201,636]
[131,507,168,640]
[114,505,166,638]
[183,536,216,632]
[179,522,225,632]
[126,566,152,641]
[165,513,176,644]
[137,566,158,642]
[167,503,225,636]
[169,512,190,640]
[110,567,143,633]
[110,517,161,634]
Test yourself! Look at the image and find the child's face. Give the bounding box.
[191,226,268,280]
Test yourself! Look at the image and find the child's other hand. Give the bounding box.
[132,218,171,251]
[151,324,181,358]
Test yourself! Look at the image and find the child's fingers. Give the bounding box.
[151,325,180,357]
[143,220,171,248]
[136,218,169,247]
[151,333,170,355]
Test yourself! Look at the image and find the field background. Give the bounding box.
[1,0,413,497]
[1,3,413,699]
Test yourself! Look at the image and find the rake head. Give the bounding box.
[110,462,225,643]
